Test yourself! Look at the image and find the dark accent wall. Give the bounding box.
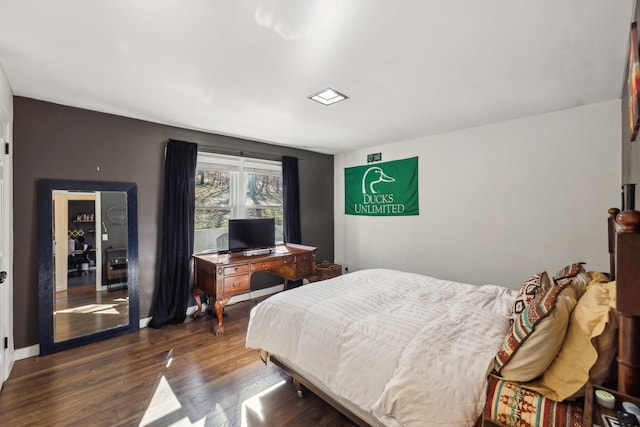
[13,97,334,349]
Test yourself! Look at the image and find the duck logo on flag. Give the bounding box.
[345,157,419,216]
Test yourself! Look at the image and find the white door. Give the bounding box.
[0,108,13,389]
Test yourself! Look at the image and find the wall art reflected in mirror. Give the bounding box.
[37,179,139,355]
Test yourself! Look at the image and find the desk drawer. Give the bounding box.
[251,257,290,272]
[295,261,315,277]
[223,274,250,295]
[296,252,315,263]
[224,264,249,276]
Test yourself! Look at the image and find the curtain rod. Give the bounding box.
[166,140,304,161]
[196,145,304,161]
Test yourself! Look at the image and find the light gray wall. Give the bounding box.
[335,101,621,289]
[0,65,11,117]
[13,97,334,349]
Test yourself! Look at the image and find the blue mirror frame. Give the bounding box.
[37,179,139,355]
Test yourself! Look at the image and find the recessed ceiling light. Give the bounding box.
[308,87,348,106]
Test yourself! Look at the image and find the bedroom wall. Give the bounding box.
[13,97,334,349]
[0,65,11,116]
[334,101,621,289]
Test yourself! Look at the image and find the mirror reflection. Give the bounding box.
[52,190,129,342]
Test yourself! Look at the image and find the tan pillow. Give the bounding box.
[524,275,617,401]
[495,285,577,382]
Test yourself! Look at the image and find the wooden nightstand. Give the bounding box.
[584,382,640,426]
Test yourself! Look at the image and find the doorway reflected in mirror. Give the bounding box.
[52,190,130,342]
[38,179,139,355]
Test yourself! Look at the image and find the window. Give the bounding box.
[194,153,283,253]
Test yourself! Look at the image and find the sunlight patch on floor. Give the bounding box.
[241,380,287,426]
[167,416,206,427]
[94,307,120,314]
[139,375,182,426]
[55,304,118,314]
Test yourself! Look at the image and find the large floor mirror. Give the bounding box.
[37,179,139,355]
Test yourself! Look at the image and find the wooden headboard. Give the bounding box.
[608,208,640,397]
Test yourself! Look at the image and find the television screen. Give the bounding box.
[228,218,276,253]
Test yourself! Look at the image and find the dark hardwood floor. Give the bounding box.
[0,300,357,427]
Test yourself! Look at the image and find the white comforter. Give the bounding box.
[245,268,515,426]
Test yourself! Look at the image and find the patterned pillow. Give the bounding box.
[509,272,550,321]
[485,375,584,426]
[495,281,577,382]
[554,262,590,299]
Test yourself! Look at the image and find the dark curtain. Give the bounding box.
[282,156,301,244]
[148,140,198,328]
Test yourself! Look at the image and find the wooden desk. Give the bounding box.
[105,247,128,291]
[192,243,317,335]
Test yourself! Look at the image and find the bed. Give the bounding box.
[245,208,640,426]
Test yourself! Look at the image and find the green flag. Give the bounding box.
[345,157,419,216]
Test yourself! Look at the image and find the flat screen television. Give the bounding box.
[228,218,276,253]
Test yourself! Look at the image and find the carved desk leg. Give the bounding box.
[212,297,231,335]
[191,287,203,318]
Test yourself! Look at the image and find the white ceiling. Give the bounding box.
[0,0,635,154]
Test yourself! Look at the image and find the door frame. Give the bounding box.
[0,104,13,389]
[52,191,103,293]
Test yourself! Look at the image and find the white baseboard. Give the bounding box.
[182,284,282,312]
[139,304,206,329]
[139,317,151,328]
[14,289,281,362]
[228,284,283,305]
[14,344,40,361]
[185,304,206,317]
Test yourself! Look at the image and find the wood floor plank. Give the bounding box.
[0,300,358,427]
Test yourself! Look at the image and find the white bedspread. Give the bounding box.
[245,268,515,426]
